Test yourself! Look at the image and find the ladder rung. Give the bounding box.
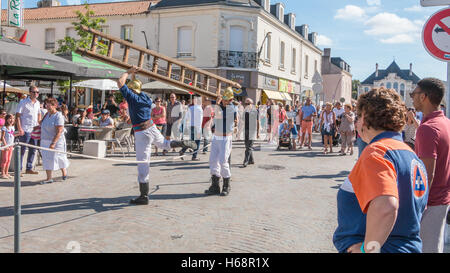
[90,34,98,52]
[107,42,114,58]
[137,52,145,68]
[123,46,130,63]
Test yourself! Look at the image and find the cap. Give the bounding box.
[101,109,110,115]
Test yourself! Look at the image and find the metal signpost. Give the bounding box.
[422,5,450,118]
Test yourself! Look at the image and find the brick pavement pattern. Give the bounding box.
[0,134,448,253]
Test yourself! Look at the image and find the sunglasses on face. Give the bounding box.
[410,91,425,98]
[30,91,39,94]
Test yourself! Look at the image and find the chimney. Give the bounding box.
[376,63,379,77]
[409,63,413,76]
[324,48,331,59]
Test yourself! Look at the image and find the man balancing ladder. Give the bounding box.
[117,66,198,205]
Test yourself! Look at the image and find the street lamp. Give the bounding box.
[141,30,150,65]
[257,31,272,66]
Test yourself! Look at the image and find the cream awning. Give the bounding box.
[280,92,292,101]
[263,90,285,101]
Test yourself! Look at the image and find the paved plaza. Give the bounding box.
[0,134,448,253]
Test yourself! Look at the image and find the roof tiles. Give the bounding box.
[1,1,157,22]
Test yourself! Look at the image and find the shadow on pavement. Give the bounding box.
[291,170,350,180]
[149,193,206,200]
[0,196,133,218]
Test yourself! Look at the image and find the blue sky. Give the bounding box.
[2,0,448,81]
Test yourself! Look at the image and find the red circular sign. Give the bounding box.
[423,8,450,62]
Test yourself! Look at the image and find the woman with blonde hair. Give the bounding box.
[320,102,336,154]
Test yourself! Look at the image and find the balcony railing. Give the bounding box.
[218,50,257,69]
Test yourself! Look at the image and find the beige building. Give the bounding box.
[321,48,352,104]
[358,61,420,107]
[1,0,323,104]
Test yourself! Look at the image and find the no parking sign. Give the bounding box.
[423,8,450,61]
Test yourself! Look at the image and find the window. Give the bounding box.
[291,48,296,73]
[121,25,133,43]
[279,41,285,69]
[66,27,77,39]
[304,54,309,77]
[393,82,399,92]
[264,0,270,11]
[230,26,245,52]
[400,83,405,98]
[45,28,55,50]
[365,87,369,92]
[98,25,110,45]
[386,82,392,89]
[314,60,318,72]
[177,26,193,57]
[279,6,284,21]
[264,33,271,62]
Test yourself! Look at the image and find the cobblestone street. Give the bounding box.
[0,134,447,253]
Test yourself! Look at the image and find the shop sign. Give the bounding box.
[279,78,293,93]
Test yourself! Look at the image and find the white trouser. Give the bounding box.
[209,135,232,179]
[135,125,171,184]
[420,204,449,253]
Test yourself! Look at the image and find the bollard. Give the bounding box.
[14,145,21,253]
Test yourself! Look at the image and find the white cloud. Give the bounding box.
[367,0,381,6]
[316,35,333,47]
[404,5,424,12]
[380,34,415,44]
[364,13,420,36]
[335,5,367,21]
[363,12,423,44]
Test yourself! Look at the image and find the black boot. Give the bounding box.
[221,178,231,196]
[204,175,221,195]
[130,183,149,205]
[171,140,198,151]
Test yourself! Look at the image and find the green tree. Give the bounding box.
[56,3,107,55]
[352,80,360,100]
[56,3,108,94]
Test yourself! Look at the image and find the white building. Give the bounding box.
[359,61,421,107]
[1,0,323,104]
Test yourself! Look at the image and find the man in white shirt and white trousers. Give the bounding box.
[205,87,237,197]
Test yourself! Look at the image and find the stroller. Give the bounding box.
[277,125,293,150]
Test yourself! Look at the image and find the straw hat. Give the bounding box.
[222,87,234,101]
[128,79,142,94]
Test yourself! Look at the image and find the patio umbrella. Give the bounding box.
[141,80,190,95]
[57,51,125,80]
[0,81,30,95]
[73,79,119,90]
[0,37,81,80]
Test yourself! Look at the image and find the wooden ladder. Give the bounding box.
[76,26,241,99]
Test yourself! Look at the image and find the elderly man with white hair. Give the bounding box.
[242,98,260,167]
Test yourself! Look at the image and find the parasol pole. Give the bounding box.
[2,79,6,107]
[69,76,73,108]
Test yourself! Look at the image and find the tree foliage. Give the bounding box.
[56,4,107,55]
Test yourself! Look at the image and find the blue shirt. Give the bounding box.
[301,105,316,119]
[333,132,429,253]
[120,84,153,126]
[279,123,298,136]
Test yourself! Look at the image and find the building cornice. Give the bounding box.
[150,3,323,55]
